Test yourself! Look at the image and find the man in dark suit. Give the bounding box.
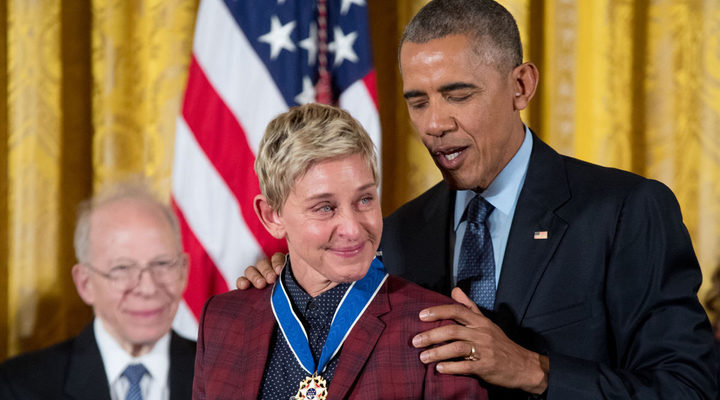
[0,182,195,400]
[388,0,717,398]
[240,0,717,398]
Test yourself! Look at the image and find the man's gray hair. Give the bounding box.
[400,0,523,72]
[73,178,181,264]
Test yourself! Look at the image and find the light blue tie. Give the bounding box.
[457,195,496,310]
[122,363,147,400]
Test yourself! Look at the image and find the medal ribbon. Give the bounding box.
[271,257,388,375]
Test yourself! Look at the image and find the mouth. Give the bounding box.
[127,307,164,318]
[433,146,467,168]
[329,242,366,258]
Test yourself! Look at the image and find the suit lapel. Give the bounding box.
[168,331,195,400]
[64,323,112,400]
[495,135,570,330]
[408,182,456,295]
[240,289,275,398]
[328,281,389,399]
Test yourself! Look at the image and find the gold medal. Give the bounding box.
[294,373,328,400]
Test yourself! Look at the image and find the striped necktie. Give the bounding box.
[122,363,147,400]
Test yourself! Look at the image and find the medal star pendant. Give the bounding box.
[295,374,328,400]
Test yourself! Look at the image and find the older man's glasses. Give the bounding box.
[84,255,185,291]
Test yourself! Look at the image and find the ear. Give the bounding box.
[178,252,190,291]
[72,263,95,306]
[512,62,539,111]
[253,194,286,239]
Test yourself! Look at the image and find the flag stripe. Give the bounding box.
[362,70,378,108]
[172,117,265,284]
[193,0,287,154]
[172,0,380,339]
[339,74,381,147]
[172,199,230,318]
[182,57,286,258]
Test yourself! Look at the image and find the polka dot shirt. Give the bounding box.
[259,262,351,400]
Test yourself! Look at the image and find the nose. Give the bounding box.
[424,102,456,138]
[133,267,158,296]
[335,208,361,239]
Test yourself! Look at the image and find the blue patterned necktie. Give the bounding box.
[457,195,496,310]
[122,363,147,400]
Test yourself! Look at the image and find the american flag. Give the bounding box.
[171,0,380,339]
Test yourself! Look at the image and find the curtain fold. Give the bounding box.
[2,0,719,358]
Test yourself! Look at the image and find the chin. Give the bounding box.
[129,327,169,345]
[335,264,372,284]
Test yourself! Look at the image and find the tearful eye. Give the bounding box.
[315,204,334,214]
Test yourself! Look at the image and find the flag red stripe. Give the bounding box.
[172,198,229,318]
[182,55,287,258]
[362,70,378,108]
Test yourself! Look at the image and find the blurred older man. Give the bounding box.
[0,182,195,400]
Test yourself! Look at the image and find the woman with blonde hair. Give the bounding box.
[192,103,486,399]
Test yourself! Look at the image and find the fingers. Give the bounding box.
[236,276,251,290]
[435,359,480,376]
[243,265,270,289]
[450,287,481,313]
[412,323,474,348]
[235,253,286,290]
[416,337,476,364]
[418,303,485,326]
[270,252,286,274]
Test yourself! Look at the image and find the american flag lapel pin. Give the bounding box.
[534,231,548,240]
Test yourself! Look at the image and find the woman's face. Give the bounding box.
[275,153,382,295]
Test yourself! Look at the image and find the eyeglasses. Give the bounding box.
[83,255,186,291]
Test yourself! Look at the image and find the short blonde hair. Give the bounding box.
[255,103,379,211]
[74,178,181,264]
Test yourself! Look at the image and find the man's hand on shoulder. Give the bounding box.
[412,287,549,395]
[235,252,286,289]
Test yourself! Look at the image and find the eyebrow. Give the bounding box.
[304,182,377,202]
[438,82,477,92]
[403,82,478,100]
[403,90,425,100]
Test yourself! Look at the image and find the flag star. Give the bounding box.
[258,15,296,59]
[299,23,317,66]
[328,27,358,67]
[341,0,365,14]
[294,76,316,105]
[278,0,286,3]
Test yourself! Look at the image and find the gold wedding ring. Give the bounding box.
[465,344,478,361]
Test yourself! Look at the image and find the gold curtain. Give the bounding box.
[1,0,198,360]
[2,0,719,359]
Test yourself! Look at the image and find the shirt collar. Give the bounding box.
[282,259,351,312]
[454,126,533,230]
[94,317,171,387]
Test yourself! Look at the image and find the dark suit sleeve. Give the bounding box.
[0,366,19,400]
[546,180,717,399]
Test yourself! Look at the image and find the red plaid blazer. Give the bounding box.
[193,276,487,399]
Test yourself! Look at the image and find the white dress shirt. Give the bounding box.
[94,318,171,400]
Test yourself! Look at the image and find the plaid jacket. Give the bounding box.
[193,275,487,399]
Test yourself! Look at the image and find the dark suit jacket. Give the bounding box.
[382,134,717,399]
[0,322,196,400]
[193,276,487,399]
